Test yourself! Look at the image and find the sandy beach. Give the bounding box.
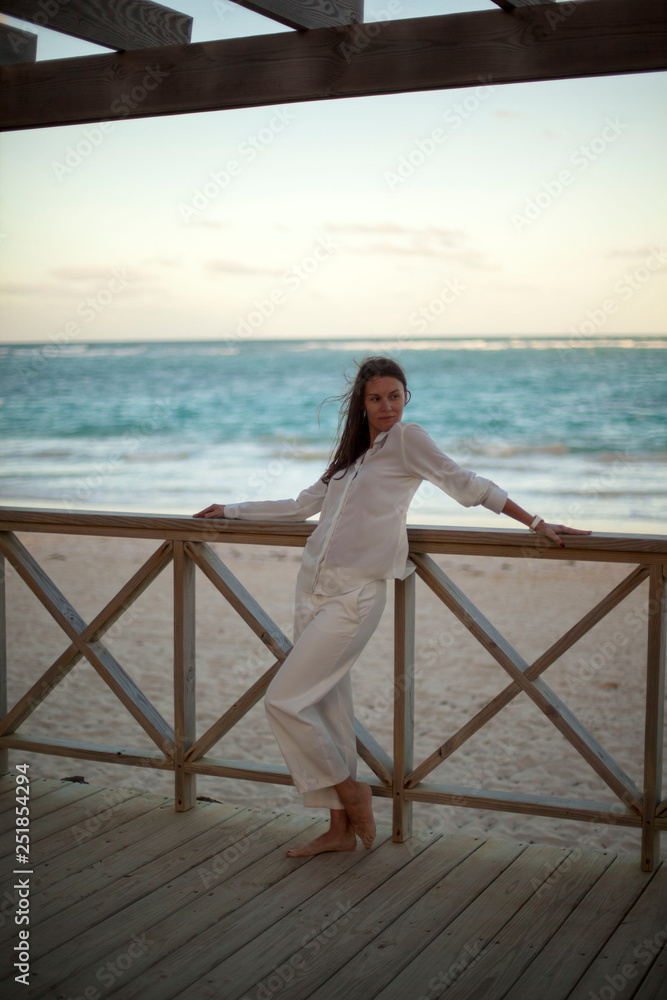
[3,530,664,860]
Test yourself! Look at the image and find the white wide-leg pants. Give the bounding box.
[264,579,387,810]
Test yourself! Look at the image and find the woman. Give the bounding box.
[195,356,590,857]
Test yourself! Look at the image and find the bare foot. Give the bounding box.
[286,827,357,857]
[336,779,376,849]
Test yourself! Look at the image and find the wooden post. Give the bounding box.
[641,564,666,870]
[174,541,196,811]
[0,550,7,776]
[393,572,415,842]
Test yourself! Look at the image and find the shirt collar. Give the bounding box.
[369,421,400,451]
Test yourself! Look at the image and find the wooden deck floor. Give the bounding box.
[0,777,666,1000]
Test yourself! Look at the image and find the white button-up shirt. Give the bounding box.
[224,421,508,595]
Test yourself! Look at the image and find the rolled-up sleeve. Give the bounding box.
[400,423,507,514]
[224,478,327,522]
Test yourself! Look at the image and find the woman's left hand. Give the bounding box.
[534,520,592,548]
[193,504,226,518]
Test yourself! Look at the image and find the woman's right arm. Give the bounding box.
[193,479,327,522]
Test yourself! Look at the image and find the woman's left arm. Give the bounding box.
[501,498,591,547]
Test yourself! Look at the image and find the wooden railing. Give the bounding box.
[0,508,665,870]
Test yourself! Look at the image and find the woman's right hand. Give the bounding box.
[193,504,226,518]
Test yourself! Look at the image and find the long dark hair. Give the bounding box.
[322,356,409,484]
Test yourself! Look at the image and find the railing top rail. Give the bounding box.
[1,506,666,562]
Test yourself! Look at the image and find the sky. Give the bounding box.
[0,0,666,345]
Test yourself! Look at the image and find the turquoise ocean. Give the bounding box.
[1,338,666,534]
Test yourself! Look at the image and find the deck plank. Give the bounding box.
[25,800,242,929]
[26,793,184,895]
[6,785,140,850]
[0,780,99,839]
[28,789,169,870]
[371,843,576,1000]
[173,833,486,1000]
[39,810,328,1000]
[442,848,617,1000]
[79,816,377,1000]
[0,776,58,813]
[632,941,667,999]
[303,837,525,1000]
[0,796,229,949]
[8,806,286,993]
[0,782,665,1000]
[567,864,667,999]
[503,854,658,999]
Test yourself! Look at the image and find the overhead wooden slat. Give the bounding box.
[231,0,363,30]
[0,20,35,64]
[490,0,552,10]
[0,0,192,50]
[1,0,666,131]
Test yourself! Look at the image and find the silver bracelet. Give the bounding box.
[529,515,543,532]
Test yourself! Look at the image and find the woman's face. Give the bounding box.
[364,376,407,443]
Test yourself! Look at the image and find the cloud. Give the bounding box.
[0,282,42,296]
[322,221,495,267]
[607,245,666,259]
[325,221,464,242]
[50,266,120,282]
[204,258,282,275]
[0,264,167,301]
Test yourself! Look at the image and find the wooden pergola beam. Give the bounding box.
[229,0,363,30]
[490,0,552,10]
[1,0,666,131]
[0,20,35,64]
[0,0,192,51]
